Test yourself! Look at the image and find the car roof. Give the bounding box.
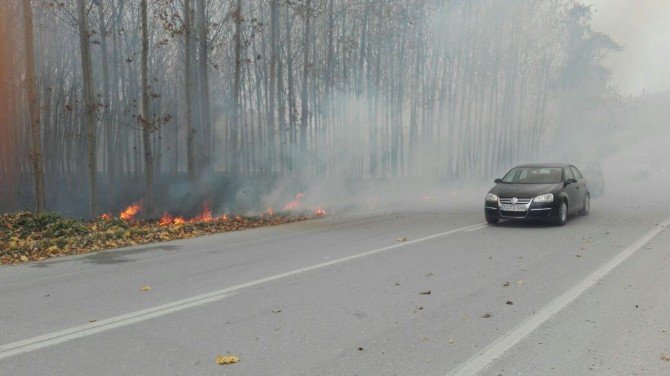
[513,163,570,169]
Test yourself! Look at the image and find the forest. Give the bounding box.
[0,0,622,218]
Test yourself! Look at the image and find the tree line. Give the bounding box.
[0,0,619,217]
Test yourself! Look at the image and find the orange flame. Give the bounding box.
[158,213,173,227]
[283,192,304,210]
[313,207,327,217]
[99,213,112,220]
[217,214,229,222]
[190,201,213,223]
[120,201,142,221]
[173,216,186,225]
[266,207,274,216]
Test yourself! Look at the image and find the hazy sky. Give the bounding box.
[586,0,670,95]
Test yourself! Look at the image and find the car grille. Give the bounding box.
[498,198,532,205]
[498,197,531,218]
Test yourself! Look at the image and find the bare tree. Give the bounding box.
[77,0,97,217]
[22,0,45,212]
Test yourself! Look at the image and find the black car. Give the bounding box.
[484,164,590,226]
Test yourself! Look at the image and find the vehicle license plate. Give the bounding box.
[501,204,526,212]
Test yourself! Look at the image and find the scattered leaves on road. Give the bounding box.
[661,353,670,362]
[506,300,514,305]
[271,309,282,314]
[481,312,493,318]
[448,338,455,344]
[502,281,510,287]
[358,347,364,351]
[516,280,525,285]
[419,290,431,295]
[425,272,434,277]
[396,237,407,242]
[216,355,240,365]
[140,285,151,291]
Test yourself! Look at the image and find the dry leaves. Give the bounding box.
[419,290,431,295]
[140,285,151,291]
[502,281,510,287]
[216,355,240,365]
[1,211,314,265]
[396,237,408,242]
[661,353,670,362]
[481,312,493,318]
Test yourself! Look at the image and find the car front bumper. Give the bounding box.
[485,201,558,220]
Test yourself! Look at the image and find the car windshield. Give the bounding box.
[501,167,563,184]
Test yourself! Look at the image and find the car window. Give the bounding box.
[571,166,583,179]
[502,167,563,184]
[564,167,574,180]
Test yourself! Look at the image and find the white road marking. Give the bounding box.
[447,217,670,376]
[466,224,488,232]
[0,222,485,360]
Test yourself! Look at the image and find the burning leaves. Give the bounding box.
[0,210,319,265]
[120,201,143,221]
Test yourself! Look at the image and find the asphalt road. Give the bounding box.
[1,181,670,375]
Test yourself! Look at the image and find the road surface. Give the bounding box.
[1,182,669,375]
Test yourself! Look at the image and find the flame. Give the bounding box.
[216,214,229,222]
[283,192,304,211]
[173,216,186,225]
[266,207,274,216]
[120,201,142,221]
[313,207,327,217]
[99,213,112,220]
[158,213,173,227]
[190,201,213,223]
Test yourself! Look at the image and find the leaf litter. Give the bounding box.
[1,211,314,265]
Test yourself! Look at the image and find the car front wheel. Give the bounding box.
[579,195,590,216]
[486,216,499,225]
[554,200,568,226]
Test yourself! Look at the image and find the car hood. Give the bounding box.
[489,183,562,198]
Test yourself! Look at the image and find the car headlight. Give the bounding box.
[534,193,554,203]
[485,193,499,202]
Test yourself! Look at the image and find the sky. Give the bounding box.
[585,0,670,95]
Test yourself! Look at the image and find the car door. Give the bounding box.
[563,167,579,213]
[570,166,587,206]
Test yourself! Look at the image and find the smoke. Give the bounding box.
[586,0,670,95]
[4,0,669,218]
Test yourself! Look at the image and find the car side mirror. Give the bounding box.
[565,178,577,185]
[494,178,502,184]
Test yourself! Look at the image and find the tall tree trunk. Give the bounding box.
[22,0,45,212]
[184,0,196,181]
[231,0,243,174]
[300,0,311,150]
[96,0,112,191]
[267,0,279,173]
[140,0,154,205]
[196,0,211,169]
[77,0,97,217]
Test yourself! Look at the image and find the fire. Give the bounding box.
[283,192,304,210]
[190,201,213,223]
[173,216,186,225]
[120,201,142,221]
[266,207,274,216]
[158,213,173,227]
[217,214,229,222]
[313,207,327,217]
[99,213,112,220]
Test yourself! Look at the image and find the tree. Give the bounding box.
[140,0,154,205]
[77,0,97,217]
[22,0,45,212]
